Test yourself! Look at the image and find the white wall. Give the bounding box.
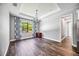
[10,15,15,40]
[0,3,34,55]
[0,3,21,56]
[0,4,9,56]
[40,3,79,43]
[73,10,79,47]
[40,16,61,42]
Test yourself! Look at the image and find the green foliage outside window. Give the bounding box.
[28,23,32,32]
[21,21,32,32]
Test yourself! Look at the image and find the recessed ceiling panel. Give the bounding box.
[20,3,60,18]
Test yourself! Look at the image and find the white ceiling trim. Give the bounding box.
[19,12,35,19]
[19,3,61,20]
[39,7,61,19]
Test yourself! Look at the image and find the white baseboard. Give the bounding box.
[10,37,34,42]
[4,41,10,56]
[21,36,33,39]
[10,39,16,42]
[43,37,77,48]
[43,37,61,42]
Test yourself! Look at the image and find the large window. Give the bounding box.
[21,21,32,32]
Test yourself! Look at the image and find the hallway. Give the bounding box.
[7,38,78,56]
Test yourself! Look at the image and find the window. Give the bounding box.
[28,23,32,32]
[21,20,32,32]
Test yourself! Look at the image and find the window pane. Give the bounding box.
[21,21,28,32]
[28,23,32,32]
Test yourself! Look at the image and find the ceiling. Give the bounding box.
[19,3,79,19]
[19,3,60,19]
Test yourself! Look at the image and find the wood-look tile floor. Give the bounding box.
[7,38,78,56]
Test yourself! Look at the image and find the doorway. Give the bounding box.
[61,14,73,44]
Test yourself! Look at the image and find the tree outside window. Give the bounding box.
[21,21,32,32]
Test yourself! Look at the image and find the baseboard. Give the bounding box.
[43,37,61,43]
[20,37,34,40]
[4,41,10,56]
[10,37,34,41]
[10,39,16,42]
[43,37,77,48]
